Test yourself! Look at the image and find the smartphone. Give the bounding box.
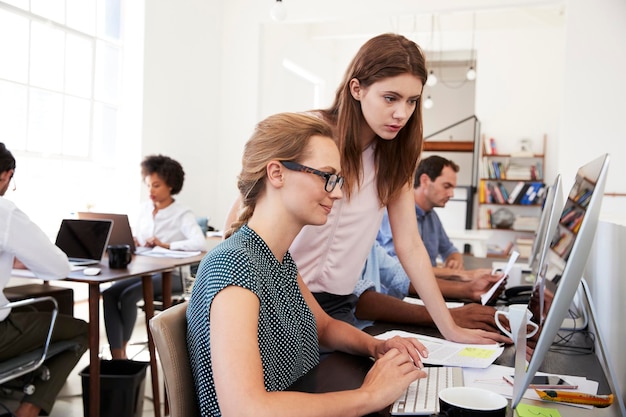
[503,374,578,389]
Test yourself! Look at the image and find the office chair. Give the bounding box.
[148,301,200,417]
[0,297,80,397]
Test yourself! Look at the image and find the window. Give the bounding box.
[0,0,143,236]
[0,0,121,157]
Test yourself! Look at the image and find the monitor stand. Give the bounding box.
[580,277,626,416]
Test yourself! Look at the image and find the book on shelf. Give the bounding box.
[479,180,486,203]
[507,181,527,204]
[552,230,575,258]
[489,137,497,155]
[506,164,532,180]
[497,182,509,202]
[560,209,585,233]
[489,183,506,204]
[515,236,534,258]
[513,216,540,232]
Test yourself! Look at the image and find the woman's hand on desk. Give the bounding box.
[373,335,429,368]
[144,236,170,249]
[361,348,427,409]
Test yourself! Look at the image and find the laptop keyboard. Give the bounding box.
[391,366,464,415]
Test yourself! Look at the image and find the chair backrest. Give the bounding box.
[149,301,200,417]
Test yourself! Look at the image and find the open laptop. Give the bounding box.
[77,212,136,253]
[55,219,113,267]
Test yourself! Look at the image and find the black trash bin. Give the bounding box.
[80,359,149,417]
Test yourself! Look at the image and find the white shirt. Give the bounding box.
[0,198,70,321]
[134,200,206,251]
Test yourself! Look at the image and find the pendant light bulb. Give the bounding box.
[423,96,434,109]
[270,0,287,21]
[426,70,437,87]
[466,66,477,81]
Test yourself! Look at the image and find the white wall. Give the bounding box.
[142,0,224,223]
[140,0,625,231]
[559,0,626,222]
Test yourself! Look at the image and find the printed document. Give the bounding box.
[376,330,504,368]
[137,247,201,258]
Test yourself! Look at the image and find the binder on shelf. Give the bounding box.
[507,181,526,204]
[512,183,531,204]
[519,182,543,205]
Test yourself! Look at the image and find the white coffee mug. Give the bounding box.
[438,387,508,416]
[494,304,539,343]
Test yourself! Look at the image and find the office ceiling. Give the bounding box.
[272,0,566,52]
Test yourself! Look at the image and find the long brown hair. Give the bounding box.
[320,33,427,205]
[224,113,334,238]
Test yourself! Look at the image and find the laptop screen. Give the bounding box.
[76,212,136,253]
[55,219,113,262]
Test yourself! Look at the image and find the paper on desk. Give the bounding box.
[376,330,503,368]
[402,297,464,309]
[137,247,201,258]
[481,250,520,305]
[10,268,37,278]
[463,364,598,409]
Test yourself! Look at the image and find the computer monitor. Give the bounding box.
[527,175,563,276]
[511,154,610,409]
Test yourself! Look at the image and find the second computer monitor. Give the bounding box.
[511,153,610,409]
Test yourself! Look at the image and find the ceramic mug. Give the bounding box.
[107,244,132,269]
[494,303,539,343]
[437,386,508,417]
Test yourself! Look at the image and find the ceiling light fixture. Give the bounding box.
[426,14,438,87]
[423,96,434,109]
[466,66,477,81]
[427,70,438,87]
[467,12,477,81]
[270,0,287,21]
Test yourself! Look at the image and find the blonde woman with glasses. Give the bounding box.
[187,113,427,417]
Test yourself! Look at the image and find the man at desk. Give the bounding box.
[377,155,491,282]
[0,143,89,417]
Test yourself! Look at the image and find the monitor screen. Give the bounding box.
[527,175,563,276]
[54,219,113,261]
[512,154,610,409]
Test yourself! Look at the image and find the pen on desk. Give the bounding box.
[534,389,614,407]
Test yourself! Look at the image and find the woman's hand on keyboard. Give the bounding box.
[373,335,428,368]
[360,348,427,409]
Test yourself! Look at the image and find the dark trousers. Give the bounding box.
[0,312,88,414]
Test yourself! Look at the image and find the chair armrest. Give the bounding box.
[0,296,59,385]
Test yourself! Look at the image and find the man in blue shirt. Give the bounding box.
[378,155,489,281]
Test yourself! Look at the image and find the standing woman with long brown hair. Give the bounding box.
[227,33,503,345]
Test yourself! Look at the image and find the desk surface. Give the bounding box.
[288,253,619,417]
[289,322,618,416]
[64,252,206,284]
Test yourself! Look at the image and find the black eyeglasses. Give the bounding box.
[280,161,344,193]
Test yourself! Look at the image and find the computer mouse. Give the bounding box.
[83,267,102,276]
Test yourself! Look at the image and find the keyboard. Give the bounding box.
[390,366,464,415]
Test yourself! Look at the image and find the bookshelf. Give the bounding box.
[477,134,547,256]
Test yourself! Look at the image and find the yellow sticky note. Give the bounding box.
[515,403,562,417]
[458,347,494,359]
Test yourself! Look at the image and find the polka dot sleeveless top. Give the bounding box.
[187,225,320,416]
